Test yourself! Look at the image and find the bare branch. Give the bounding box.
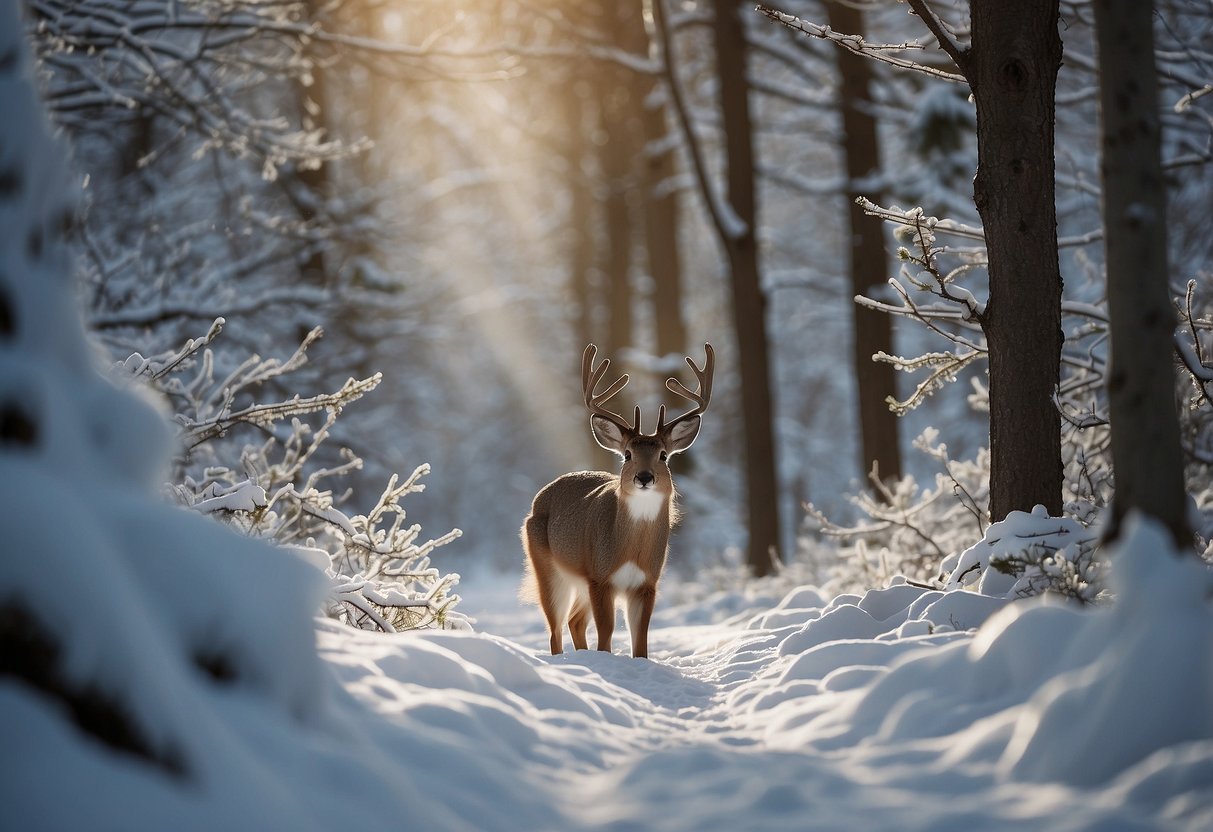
[903,0,971,75]
[652,0,740,245]
[756,5,967,84]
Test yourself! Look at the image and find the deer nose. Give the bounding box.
[635,470,655,488]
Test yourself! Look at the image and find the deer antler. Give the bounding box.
[657,343,714,434]
[582,344,640,433]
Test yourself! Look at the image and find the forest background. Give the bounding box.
[25,0,1213,601]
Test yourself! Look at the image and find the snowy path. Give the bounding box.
[316,546,1213,832]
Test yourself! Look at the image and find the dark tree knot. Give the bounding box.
[997,58,1029,91]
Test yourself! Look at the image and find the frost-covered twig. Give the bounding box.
[127,325,467,632]
[756,6,967,83]
[1178,278,1213,404]
[848,201,988,412]
[1176,278,1213,466]
[121,317,227,381]
[181,375,381,449]
[1174,83,1213,113]
[865,199,987,324]
[903,0,969,72]
[805,428,991,589]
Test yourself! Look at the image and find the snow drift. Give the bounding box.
[2,5,1211,830]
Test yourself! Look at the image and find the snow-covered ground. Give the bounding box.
[9,517,1213,831]
[3,6,1212,829]
[325,526,1213,831]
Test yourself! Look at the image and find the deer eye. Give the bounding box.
[624,450,632,461]
[660,451,668,462]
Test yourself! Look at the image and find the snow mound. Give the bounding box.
[759,515,1213,789]
[1001,516,1213,785]
[0,13,390,826]
[943,504,1097,597]
[4,5,1212,827]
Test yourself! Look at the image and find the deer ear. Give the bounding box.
[666,416,701,454]
[590,415,629,454]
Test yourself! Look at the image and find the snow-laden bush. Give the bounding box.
[120,318,467,632]
[0,9,332,784]
[805,427,988,592]
[818,198,1213,595]
[800,416,1122,599]
[942,505,1104,603]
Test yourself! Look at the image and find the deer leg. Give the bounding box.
[537,571,573,656]
[568,602,589,651]
[588,580,615,652]
[625,585,657,659]
[523,525,571,655]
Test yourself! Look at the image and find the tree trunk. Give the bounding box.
[294,0,331,287]
[555,4,600,356]
[1093,0,1189,547]
[571,146,597,354]
[285,0,337,299]
[644,83,688,372]
[967,0,1064,520]
[643,76,692,414]
[713,0,782,575]
[601,3,643,365]
[825,0,903,490]
[559,12,602,465]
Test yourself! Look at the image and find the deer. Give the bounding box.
[520,342,714,659]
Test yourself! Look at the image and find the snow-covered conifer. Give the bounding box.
[0,1,330,780]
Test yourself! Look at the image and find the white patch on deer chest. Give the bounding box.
[611,561,647,591]
[625,488,666,522]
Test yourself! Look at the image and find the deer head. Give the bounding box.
[582,343,714,506]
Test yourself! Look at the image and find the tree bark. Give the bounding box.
[713,0,782,574]
[966,0,1065,520]
[601,2,643,364]
[293,0,332,287]
[1093,0,1190,547]
[558,28,597,353]
[571,140,597,355]
[643,76,693,418]
[644,83,688,372]
[825,0,903,490]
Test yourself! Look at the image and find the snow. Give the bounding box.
[192,478,269,514]
[4,5,1213,830]
[943,504,1097,597]
[13,503,1213,830]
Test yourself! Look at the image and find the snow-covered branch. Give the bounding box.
[756,5,968,84]
[127,324,467,633]
[903,0,970,74]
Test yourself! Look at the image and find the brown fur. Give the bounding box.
[520,452,678,658]
[523,343,712,659]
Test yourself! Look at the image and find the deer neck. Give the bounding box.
[619,485,669,524]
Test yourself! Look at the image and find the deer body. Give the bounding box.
[521,345,713,659]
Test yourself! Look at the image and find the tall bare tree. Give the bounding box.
[644,77,690,378]
[824,0,903,491]
[713,0,782,574]
[640,1,688,378]
[601,3,646,366]
[906,0,1065,520]
[652,0,784,574]
[1093,0,1190,547]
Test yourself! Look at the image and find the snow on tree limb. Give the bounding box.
[130,325,467,632]
[756,5,967,84]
